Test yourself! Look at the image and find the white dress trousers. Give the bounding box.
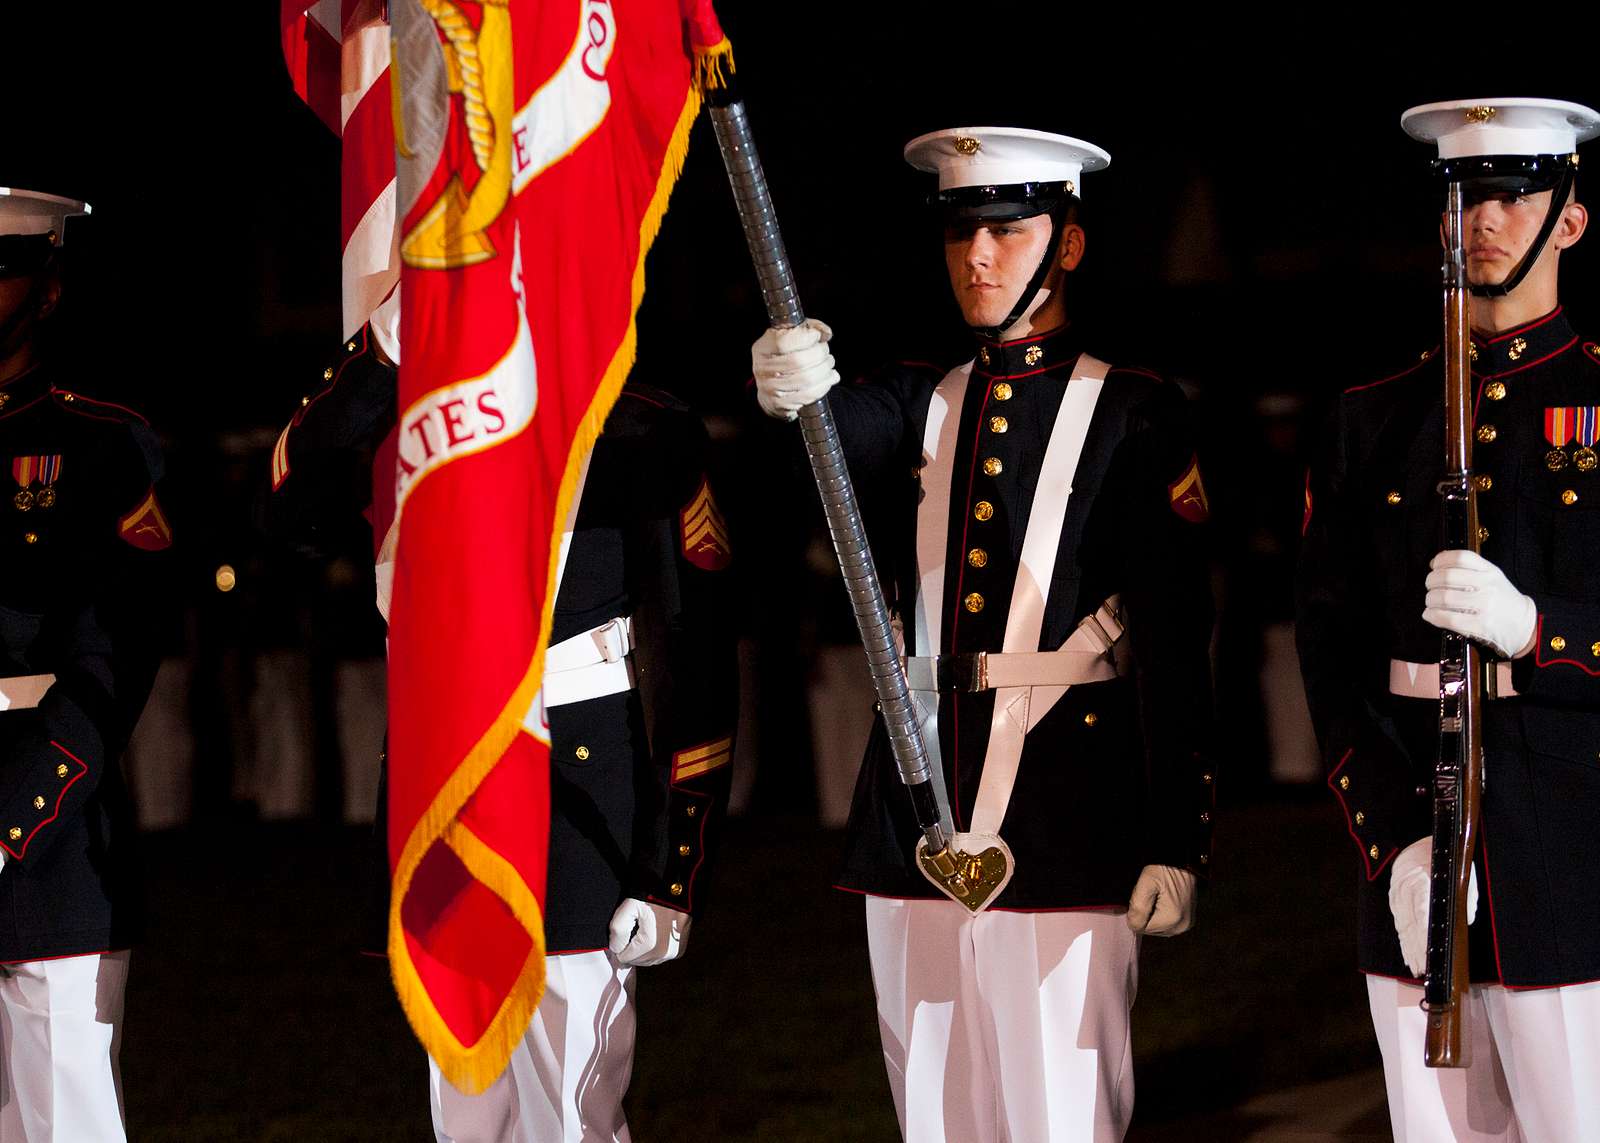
[0,952,129,1143]
[866,897,1140,1143]
[1367,974,1600,1143]
[430,950,636,1143]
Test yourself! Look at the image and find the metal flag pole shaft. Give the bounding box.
[705,92,964,888]
[1424,180,1484,1068]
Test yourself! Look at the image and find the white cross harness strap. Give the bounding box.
[522,448,637,739]
[910,352,1126,910]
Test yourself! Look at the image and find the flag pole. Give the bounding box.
[699,56,968,897]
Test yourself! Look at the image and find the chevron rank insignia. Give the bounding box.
[1168,454,1210,523]
[680,477,731,570]
[672,736,733,783]
[117,488,174,551]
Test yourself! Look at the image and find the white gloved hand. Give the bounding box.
[1126,864,1197,936]
[608,898,692,967]
[1422,549,1537,659]
[751,319,839,421]
[1389,836,1478,977]
[369,285,401,366]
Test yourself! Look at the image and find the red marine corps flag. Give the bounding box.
[385,0,731,1092]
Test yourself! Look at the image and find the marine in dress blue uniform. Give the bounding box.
[0,188,172,1141]
[1296,98,1600,1142]
[753,127,1215,1143]
[267,328,738,1142]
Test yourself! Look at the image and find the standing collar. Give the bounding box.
[973,324,1080,378]
[0,363,51,420]
[1471,306,1576,374]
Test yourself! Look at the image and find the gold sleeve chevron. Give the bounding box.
[680,476,731,570]
[672,736,733,783]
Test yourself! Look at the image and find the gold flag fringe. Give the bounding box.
[390,73,708,1097]
[693,37,735,94]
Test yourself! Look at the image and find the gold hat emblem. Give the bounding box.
[954,136,981,156]
[1465,106,1498,124]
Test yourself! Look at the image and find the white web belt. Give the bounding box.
[1389,658,1517,700]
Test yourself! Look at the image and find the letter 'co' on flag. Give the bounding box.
[385,0,733,1094]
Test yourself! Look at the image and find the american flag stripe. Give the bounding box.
[282,0,398,340]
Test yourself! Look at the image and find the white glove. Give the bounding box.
[1422,549,1537,659]
[751,319,839,421]
[608,898,691,967]
[369,285,401,366]
[1126,864,1197,936]
[1390,836,1478,977]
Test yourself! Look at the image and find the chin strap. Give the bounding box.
[972,204,1069,341]
[1471,167,1576,298]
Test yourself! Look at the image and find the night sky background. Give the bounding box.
[4,6,1600,1138]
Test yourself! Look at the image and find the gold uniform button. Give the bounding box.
[322,367,334,381]
[574,745,590,761]
[678,844,692,857]
[1201,772,1213,785]
[686,805,698,817]
[964,592,985,613]
[1199,854,1210,865]
[1385,490,1402,505]
[1477,424,1498,443]
[7,828,19,841]
[1339,776,1351,791]
[32,797,44,811]
[1551,635,1568,652]
[1477,525,1490,544]
[1474,475,1493,492]
[1508,336,1527,361]
[61,393,74,402]
[1562,489,1579,506]
[300,396,310,407]
[669,882,684,897]
[1485,381,1507,401]
[973,500,994,521]
[1591,641,1600,658]
[1023,346,1043,366]
[1354,811,1366,826]
[56,764,69,779]
[1200,811,1211,823]
[967,548,988,568]
[989,416,1009,434]
[993,383,1013,401]
[1469,344,1479,362]
[23,532,37,545]
[1083,712,1098,727]
[983,457,1003,476]
[1369,844,1381,861]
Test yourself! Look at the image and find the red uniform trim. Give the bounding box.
[1532,614,1600,675]
[0,742,89,860]
[1479,336,1580,381]
[1344,356,1431,395]
[49,390,150,425]
[0,947,127,966]
[1480,821,1507,985]
[1326,748,1397,882]
[832,885,1126,912]
[1481,305,1563,344]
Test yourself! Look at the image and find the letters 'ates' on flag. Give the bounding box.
[385,0,731,1093]
[279,0,400,340]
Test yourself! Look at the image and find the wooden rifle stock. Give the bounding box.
[1423,182,1485,1068]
